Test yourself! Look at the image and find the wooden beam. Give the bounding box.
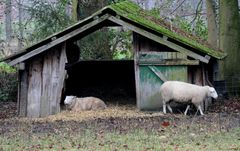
[15,62,25,70]
[148,66,168,82]
[138,59,199,66]
[9,14,110,66]
[108,16,210,63]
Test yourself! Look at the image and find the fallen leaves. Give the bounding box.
[209,98,240,114]
[0,102,17,119]
[161,121,170,128]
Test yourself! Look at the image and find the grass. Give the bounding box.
[1,103,240,150]
[0,126,239,151]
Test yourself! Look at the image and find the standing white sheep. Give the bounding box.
[64,96,107,111]
[160,81,218,115]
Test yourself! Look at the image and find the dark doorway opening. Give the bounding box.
[64,60,136,105]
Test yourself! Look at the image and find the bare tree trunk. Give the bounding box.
[72,0,78,22]
[5,0,12,42]
[77,0,108,19]
[206,0,218,47]
[219,0,240,96]
[18,0,24,49]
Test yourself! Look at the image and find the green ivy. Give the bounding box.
[0,62,17,102]
[174,16,208,40]
[26,0,74,43]
[0,62,16,73]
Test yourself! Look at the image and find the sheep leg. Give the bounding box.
[163,103,167,114]
[167,104,173,113]
[197,105,204,115]
[184,105,190,115]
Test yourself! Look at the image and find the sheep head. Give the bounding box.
[64,96,76,105]
[207,87,218,99]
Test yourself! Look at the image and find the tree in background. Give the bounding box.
[76,0,110,60]
[26,0,73,43]
[219,0,240,95]
[148,0,208,40]
[0,0,14,56]
[5,0,12,44]
[206,0,218,47]
[75,0,132,60]
[0,0,74,58]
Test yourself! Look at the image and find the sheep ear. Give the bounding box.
[209,87,215,91]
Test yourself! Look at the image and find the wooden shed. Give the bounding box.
[2,1,226,117]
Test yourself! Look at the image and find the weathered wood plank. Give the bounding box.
[9,14,110,66]
[138,59,199,66]
[133,32,141,109]
[18,69,28,117]
[56,43,67,112]
[40,50,53,117]
[25,43,67,117]
[49,47,60,115]
[139,51,187,60]
[27,58,42,117]
[108,16,209,63]
[194,66,203,86]
[48,43,67,115]
[148,66,168,82]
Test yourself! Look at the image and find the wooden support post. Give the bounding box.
[133,32,141,109]
[18,68,28,117]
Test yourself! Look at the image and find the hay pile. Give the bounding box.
[35,104,164,122]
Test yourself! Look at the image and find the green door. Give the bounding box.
[136,52,188,110]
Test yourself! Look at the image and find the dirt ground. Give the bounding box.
[0,98,240,136]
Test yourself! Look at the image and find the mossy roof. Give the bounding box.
[1,0,226,63]
[107,1,226,59]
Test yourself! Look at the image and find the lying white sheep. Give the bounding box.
[64,96,107,111]
[160,81,218,115]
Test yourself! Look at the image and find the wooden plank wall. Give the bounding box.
[138,34,187,60]
[22,43,67,117]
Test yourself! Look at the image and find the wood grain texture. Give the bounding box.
[27,58,42,117]
[23,43,67,117]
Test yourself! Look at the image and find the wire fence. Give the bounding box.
[212,75,240,97]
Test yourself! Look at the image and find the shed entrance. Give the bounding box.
[64,60,136,105]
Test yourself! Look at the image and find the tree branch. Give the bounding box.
[190,0,203,24]
[170,0,187,15]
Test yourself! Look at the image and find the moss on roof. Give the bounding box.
[108,1,226,59]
